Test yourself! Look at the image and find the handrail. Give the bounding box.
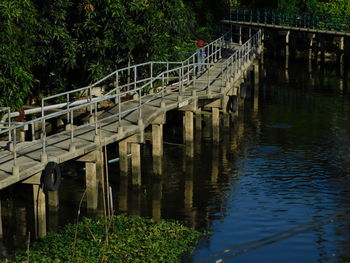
[227,8,350,32]
[0,29,262,170]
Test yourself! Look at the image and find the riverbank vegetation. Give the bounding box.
[239,0,350,16]
[1,215,202,263]
[0,0,230,109]
[1,0,348,109]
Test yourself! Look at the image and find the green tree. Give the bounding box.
[0,0,37,108]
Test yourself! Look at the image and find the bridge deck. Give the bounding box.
[0,61,237,189]
[223,20,350,37]
[0,30,261,190]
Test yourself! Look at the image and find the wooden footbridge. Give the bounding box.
[223,9,350,63]
[0,29,262,237]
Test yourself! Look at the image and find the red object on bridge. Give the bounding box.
[197,40,205,48]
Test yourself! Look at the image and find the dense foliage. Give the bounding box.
[240,0,350,15]
[3,215,201,263]
[0,0,195,108]
[1,0,349,108]
[0,0,37,108]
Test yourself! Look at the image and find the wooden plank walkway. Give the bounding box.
[0,31,262,190]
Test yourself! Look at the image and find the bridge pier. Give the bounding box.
[48,190,59,212]
[183,111,194,142]
[152,124,163,176]
[151,111,165,176]
[131,143,141,186]
[195,109,202,138]
[33,184,46,238]
[22,173,47,238]
[118,141,129,176]
[335,36,345,65]
[118,175,128,212]
[117,131,145,185]
[85,162,98,211]
[152,179,162,220]
[307,33,315,61]
[76,150,105,212]
[279,30,290,57]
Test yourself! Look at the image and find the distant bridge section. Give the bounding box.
[223,8,350,37]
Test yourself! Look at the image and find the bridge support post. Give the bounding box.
[33,184,46,238]
[183,111,194,144]
[152,180,162,221]
[221,95,230,129]
[131,143,141,186]
[279,30,290,57]
[212,108,220,144]
[183,111,194,158]
[48,191,59,211]
[76,150,103,212]
[118,175,128,212]
[152,124,163,176]
[336,36,345,65]
[119,141,129,176]
[307,33,315,61]
[85,162,98,211]
[195,109,202,138]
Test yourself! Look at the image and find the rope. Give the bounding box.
[195,210,350,263]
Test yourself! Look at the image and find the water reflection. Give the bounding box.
[0,53,350,262]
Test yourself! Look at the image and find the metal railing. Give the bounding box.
[228,8,350,32]
[0,29,261,170]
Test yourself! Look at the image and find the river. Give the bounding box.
[1,54,350,262]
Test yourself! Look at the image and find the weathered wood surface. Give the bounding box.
[0,57,250,190]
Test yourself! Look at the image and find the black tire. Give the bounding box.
[227,96,236,112]
[42,162,61,192]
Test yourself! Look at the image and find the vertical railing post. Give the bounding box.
[207,63,210,89]
[8,108,11,141]
[89,87,93,115]
[41,99,46,160]
[187,59,190,82]
[118,72,121,124]
[138,88,142,121]
[192,55,196,78]
[13,127,17,166]
[179,68,183,93]
[94,102,98,135]
[166,63,169,85]
[150,62,153,89]
[70,108,74,144]
[114,72,118,104]
[134,66,137,91]
[66,94,70,125]
[162,74,165,98]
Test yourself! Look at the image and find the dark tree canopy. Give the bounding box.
[0,0,348,108]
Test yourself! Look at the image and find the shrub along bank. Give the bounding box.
[1,215,202,263]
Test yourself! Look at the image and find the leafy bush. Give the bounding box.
[6,215,202,263]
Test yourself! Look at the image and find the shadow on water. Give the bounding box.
[1,52,350,262]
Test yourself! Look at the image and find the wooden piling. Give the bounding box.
[33,185,46,238]
[131,143,141,186]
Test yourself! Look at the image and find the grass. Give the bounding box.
[2,215,202,263]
